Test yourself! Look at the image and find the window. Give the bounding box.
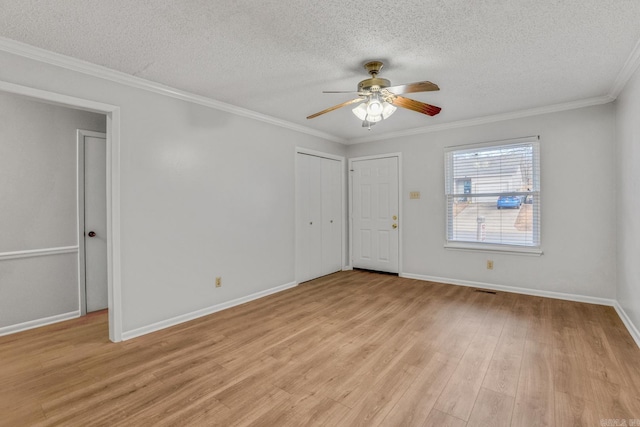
[444,136,541,254]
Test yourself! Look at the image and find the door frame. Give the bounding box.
[295,147,346,283]
[348,153,403,274]
[0,80,123,342]
[77,129,107,316]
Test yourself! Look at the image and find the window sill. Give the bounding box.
[444,242,543,256]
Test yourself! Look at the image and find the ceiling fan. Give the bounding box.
[307,61,441,128]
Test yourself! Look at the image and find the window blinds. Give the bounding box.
[444,137,540,248]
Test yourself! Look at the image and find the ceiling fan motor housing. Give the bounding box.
[358,77,391,92]
[358,61,390,92]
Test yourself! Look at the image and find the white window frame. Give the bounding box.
[444,136,542,256]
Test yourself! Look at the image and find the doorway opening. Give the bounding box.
[0,80,122,342]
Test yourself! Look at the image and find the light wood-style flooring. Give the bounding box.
[1,270,640,426]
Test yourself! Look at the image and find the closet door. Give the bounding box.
[296,154,323,283]
[296,153,343,283]
[321,157,342,274]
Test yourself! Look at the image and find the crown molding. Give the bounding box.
[346,95,615,145]
[0,37,345,144]
[609,37,640,98]
[3,34,637,147]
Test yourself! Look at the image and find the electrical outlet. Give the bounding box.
[486,260,494,270]
[215,277,222,287]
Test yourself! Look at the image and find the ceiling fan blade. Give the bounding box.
[323,91,370,96]
[385,81,439,94]
[306,98,364,119]
[392,95,441,116]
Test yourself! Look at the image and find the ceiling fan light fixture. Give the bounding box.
[307,60,441,125]
[352,97,396,123]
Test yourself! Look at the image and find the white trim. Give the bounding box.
[0,80,123,343]
[348,153,402,274]
[0,80,119,114]
[0,246,78,261]
[400,273,616,306]
[613,302,640,349]
[122,281,298,341]
[0,311,80,337]
[346,96,614,145]
[609,37,640,98]
[107,109,123,342]
[349,153,403,162]
[77,132,85,316]
[295,147,344,162]
[0,37,344,144]
[444,242,543,256]
[342,265,354,271]
[444,135,540,152]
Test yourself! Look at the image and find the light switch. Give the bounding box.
[410,191,420,199]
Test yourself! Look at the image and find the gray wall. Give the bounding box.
[347,103,617,300]
[0,91,106,327]
[616,64,640,337]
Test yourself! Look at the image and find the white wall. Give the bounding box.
[0,49,345,335]
[0,91,105,328]
[616,65,640,337]
[347,104,617,300]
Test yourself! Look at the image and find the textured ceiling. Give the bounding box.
[1,1,640,142]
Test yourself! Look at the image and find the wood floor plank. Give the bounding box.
[434,331,499,421]
[467,387,514,427]
[482,323,526,397]
[512,340,555,427]
[590,376,640,422]
[380,351,458,427]
[553,391,599,427]
[1,270,639,426]
[423,409,467,427]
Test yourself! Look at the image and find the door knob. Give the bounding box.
[88,231,96,237]
[393,215,398,220]
[392,224,398,229]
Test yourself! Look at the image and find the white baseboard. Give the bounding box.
[342,265,354,271]
[400,272,640,349]
[121,281,298,341]
[613,302,640,349]
[0,310,80,337]
[400,273,616,306]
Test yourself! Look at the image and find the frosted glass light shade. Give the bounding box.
[352,101,397,122]
[352,103,367,120]
[366,99,383,116]
[381,102,397,119]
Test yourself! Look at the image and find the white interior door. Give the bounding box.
[321,157,342,274]
[296,152,343,283]
[351,156,399,273]
[83,132,108,312]
[296,153,322,283]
